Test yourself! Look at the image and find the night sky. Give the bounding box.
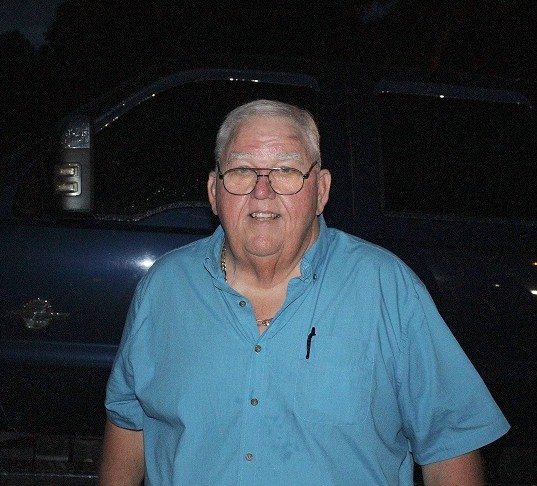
[1,1,536,77]
[0,0,63,46]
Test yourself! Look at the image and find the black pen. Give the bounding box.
[306,326,316,359]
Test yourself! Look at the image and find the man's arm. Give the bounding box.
[421,450,484,486]
[98,419,144,486]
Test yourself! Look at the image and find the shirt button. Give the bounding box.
[254,345,262,353]
[250,398,259,406]
[239,300,246,307]
[313,273,318,280]
[245,453,254,461]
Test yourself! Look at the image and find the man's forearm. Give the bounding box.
[99,419,144,486]
[421,450,485,486]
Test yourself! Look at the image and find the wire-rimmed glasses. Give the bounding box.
[217,161,318,195]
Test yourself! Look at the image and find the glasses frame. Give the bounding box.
[217,161,318,196]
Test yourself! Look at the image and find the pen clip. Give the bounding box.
[306,326,316,359]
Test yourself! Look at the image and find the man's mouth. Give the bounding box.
[250,212,280,220]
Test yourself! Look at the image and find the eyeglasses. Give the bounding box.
[217,161,318,196]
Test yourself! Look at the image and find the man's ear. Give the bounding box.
[207,171,218,215]
[316,168,331,216]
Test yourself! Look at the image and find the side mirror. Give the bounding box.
[54,115,94,213]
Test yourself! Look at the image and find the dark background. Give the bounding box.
[1,0,537,159]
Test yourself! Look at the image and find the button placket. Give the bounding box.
[238,327,268,481]
[250,341,262,410]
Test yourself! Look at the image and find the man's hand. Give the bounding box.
[98,420,144,486]
[421,450,485,486]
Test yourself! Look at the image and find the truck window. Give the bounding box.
[92,80,317,219]
[13,78,317,221]
[377,87,537,222]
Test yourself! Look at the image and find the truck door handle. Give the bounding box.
[4,298,70,330]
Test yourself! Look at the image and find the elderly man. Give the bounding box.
[100,100,509,485]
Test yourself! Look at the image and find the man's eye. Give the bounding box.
[278,167,295,174]
[234,167,254,175]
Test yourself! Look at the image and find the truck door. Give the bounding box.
[0,68,326,435]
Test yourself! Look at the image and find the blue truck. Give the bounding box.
[1,56,536,481]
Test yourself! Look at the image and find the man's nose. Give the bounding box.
[251,173,276,198]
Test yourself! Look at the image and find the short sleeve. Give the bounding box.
[396,273,510,465]
[104,283,147,430]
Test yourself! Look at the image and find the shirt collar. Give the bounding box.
[204,225,226,282]
[300,215,329,282]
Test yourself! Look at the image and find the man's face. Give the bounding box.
[208,116,330,262]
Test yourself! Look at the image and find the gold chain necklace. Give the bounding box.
[220,240,272,328]
[220,239,227,281]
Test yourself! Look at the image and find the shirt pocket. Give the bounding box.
[294,335,374,426]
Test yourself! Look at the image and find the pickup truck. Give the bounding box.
[1,56,536,481]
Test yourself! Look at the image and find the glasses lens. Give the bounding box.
[269,169,303,195]
[223,169,257,195]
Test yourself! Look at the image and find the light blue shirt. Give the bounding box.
[105,217,509,485]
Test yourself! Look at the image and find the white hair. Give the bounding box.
[215,99,321,165]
